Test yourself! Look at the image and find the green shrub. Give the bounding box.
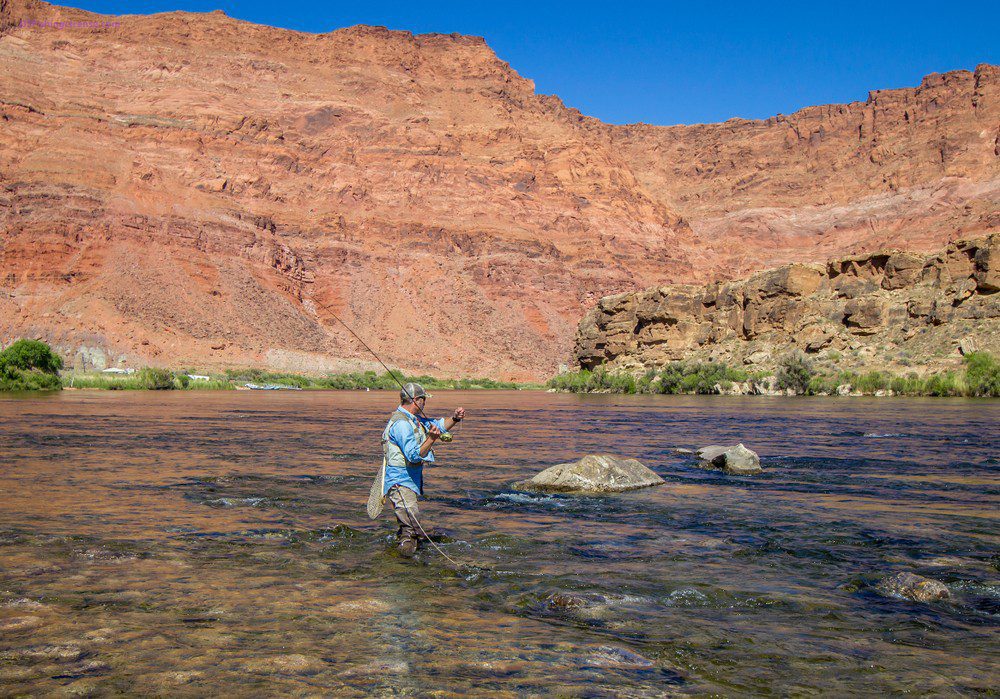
[889,374,922,396]
[775,351,814,394]
[963,351,1000,397]
[0,339,63,391]
[547,368,636,393]
[0,339,63,373]
[854,371,890,394]
[137,367,176,390]
[806,373,841,395]
[923,371,962,397]
[0,366,62,391]
[652,362,735,394]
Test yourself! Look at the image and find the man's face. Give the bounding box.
[414,396,427,412]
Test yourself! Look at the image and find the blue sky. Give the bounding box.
[53,1,999,126]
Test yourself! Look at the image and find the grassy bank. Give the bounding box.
[548,352,1000,398]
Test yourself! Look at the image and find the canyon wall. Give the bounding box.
[0,0,997,379]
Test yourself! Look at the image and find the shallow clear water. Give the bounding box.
[0,390,997,696]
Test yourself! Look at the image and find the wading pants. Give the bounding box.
[387,485,420,544]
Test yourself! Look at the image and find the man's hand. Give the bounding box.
[452,407,466,421]
[427,423,442,441]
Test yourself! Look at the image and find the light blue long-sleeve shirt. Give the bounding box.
[384,407,446,497]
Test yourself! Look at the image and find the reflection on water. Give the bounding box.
[0,391,997,695]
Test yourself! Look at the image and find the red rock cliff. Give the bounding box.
[0,0,997,379]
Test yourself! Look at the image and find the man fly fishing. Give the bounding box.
[310,298,470,561]
[370,382,465,557]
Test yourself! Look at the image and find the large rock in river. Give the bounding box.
[875,572,951,603]
[696,444,762,475]
[513,454,665,494]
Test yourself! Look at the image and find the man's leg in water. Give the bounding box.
[387,485,420,556]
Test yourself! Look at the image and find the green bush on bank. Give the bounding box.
[963,351,1000,397]
[775,352,814,394]
[0,339,63,391]
[654,361,749,394]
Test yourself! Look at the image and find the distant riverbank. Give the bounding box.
[0,339,534,393]
[548,351,1000,398]
[60,368,530,392]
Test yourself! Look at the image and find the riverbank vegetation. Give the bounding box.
[0,340,527,392]
[548,351,1000,398]
[0,339,63,391]
[63,369,523,392]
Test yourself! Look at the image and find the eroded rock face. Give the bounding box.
[875,572,951,603]
[512,454,665,493]
[575,234,1000,376]
[695,444,762,475]
[0,1,997,380]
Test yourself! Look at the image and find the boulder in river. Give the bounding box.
[876,572,951,603]
[512,454,664,494]
[695,444,762,475]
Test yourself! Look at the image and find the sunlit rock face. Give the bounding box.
[1,0,997,379]
[574,234,1000,376]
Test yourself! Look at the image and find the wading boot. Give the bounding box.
[398,535,418,558]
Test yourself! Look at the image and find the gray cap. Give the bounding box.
[400,382,428,403]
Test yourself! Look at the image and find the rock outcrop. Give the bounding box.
[0,0,997,379]
[512,454,664,493]
[574,234,999,376]
[695,445,762,475]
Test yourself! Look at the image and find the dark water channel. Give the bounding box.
[0,391,997,696]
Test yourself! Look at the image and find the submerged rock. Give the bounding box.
[242,654,326,675]
[695,444,762,475]
[339,660,409,677]
[325,598,391,617]
[512,454,665,494]
[583,645,655,669]
[0,615,43,632]
[0,644,87,664]
[876,572,951,603]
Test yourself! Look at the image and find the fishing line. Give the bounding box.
[396,496,465,569]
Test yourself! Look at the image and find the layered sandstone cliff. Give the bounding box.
[0,0,997,379]
[574,234,999,376]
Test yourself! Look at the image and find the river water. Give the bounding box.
[0,390,997,696]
